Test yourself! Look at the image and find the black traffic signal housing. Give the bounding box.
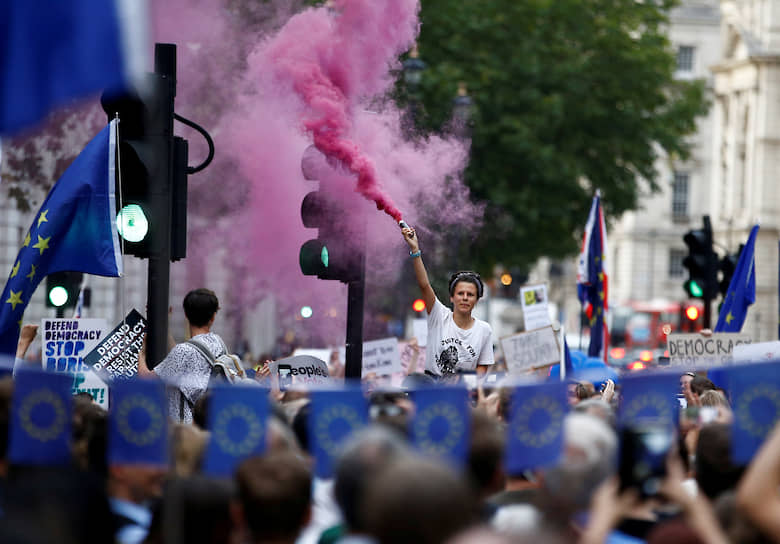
[682,216,718,300]
[718,244,743,298]
[45,271,83,309]
[299,146,362,283]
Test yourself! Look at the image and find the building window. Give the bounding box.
[677,46,695,72]
[669,249,685,278]
[672,171,689,221]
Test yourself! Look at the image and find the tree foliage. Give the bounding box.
[404,0,708,272]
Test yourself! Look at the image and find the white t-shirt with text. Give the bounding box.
[425,298,494,376]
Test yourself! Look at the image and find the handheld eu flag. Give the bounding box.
[9,370,73,466]
[0,121,123,358]
[109,379,168,466]
[410,387,470,467]
[506,382,568,473]
[619,373,680,428]
[310,389,368,478]
[725,362,780,464]
[715,225,759,333]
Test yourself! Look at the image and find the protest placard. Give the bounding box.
[399,340,425,375]
[732,340,780,364]
[361,337,401,377]
[412,318,428,347]
[520,283,551,331]
[667,333,752,368]
[500,326,560,374]
[41,317,109,408]
[84,309,146,381]
[269,354,330,390]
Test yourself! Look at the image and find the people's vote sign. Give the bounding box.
[41,318,109,408]
[667,333,752,368]
[84,310,146,381]
[500,326,560,374]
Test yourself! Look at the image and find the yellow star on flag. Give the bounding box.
[726,312,734,324]
[32,235,51,255]
[598,271,604,281]
[599,290,605,300]
[17,319,23,330]
[22,232,30,248]
[10,261,19,279]
[6,290,23,311]
[26,264,36,281]
[37,209,49,228]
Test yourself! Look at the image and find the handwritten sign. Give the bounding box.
[361,338,401,377]
[667,333,752,368]
[84,310,146,381]
[500,326,560,374]
[520,283,551,331]
[42,318,109,408]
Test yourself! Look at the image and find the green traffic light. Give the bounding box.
[48,286,69,307]
[321,246,329,267]
[687,279,704,298]
[116,204,149,243]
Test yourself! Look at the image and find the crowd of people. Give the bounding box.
[0,286,779,544]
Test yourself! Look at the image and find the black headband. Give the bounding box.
[448,271,484,298]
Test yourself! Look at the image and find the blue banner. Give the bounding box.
[109,379,168,466]
[618,372,680,428]
[410,387,471,467]
[9,370,73,466]
[715,225,759,332]
[309,389,368,478]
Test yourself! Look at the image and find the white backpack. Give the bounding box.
[187,337,250,385]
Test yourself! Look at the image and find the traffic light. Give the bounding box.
[45,271,83,309]
[412,298,426,313]
[101,66,175,259]
[718,244,743,297]
[682,216,718,300]
[299,146,362,282]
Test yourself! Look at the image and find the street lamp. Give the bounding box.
[402,45,427,92]
[452,81,472,139]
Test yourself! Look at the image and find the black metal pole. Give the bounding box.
[344,253,365,379]
[704,297,711,330]
[146,43,176,368]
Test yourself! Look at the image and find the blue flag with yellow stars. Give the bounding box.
[203,385,268,477]
[310,388,368,478]
[619,372,680,428]
[715,225,759,333]
[0,120,123,358]
[724,362,780,464]
[410,387,471,467]
[506,381,568,473]
[109,379,169,466]
[9,369,73,466]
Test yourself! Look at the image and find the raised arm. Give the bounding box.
[736,421,780,538]
[402,226,435,314]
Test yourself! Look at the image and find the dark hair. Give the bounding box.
[448,271,484,298]
[183,289,219,328]
[690,376,716,397]
[236,453,312,541]
[467,410,505,494]
[695,423,744,500]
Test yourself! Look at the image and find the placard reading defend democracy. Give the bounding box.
[84,309,146,381]
[667,333,752,368]
[500,326,560,374]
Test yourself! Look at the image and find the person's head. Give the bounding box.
[680,372,695,396]
[449,271,484,313]
[690,375,716,397]
[171,423,208,477]
[234,452,312,544]
[695,423,744,500]
[108,463,168,505]
[362,456,478,544]
[334,426,411,533]
[183,288,219,328]
[572,398,615,428]
[468,409,506,498]
[699,389,730,409]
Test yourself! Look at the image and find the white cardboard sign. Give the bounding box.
[520,283,551,331]
[732,341,780,364]
[361,337,402,377]
[500,326,560,374]
[667,333,752,368]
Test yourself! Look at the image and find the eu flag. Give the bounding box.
[203,385,269,477]
[724,362,780,464]
[310,388,368,478]
[0,121,123,359]
[9,369,73,466]
[576,191,609,360]
[410,387,471,467]
[0,0,146,134]
[506,381,568,473]
[109,379,168,466]
[715,225,759,333]
[619,373,680,428]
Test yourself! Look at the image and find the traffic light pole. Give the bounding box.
[146,44,176,368]
[344,250,365,379]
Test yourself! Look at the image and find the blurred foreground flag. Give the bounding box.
[715,225,759,333]
[9,370,73,466]
[204,385,268,477]
[506,382,568,473]
[725,362,780,464]
[411,387,470,467]
[0,0,147,134]
[619,373,680,428]
[0,120,123,359]
[109,379,168,466]
[310,388,368,478]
